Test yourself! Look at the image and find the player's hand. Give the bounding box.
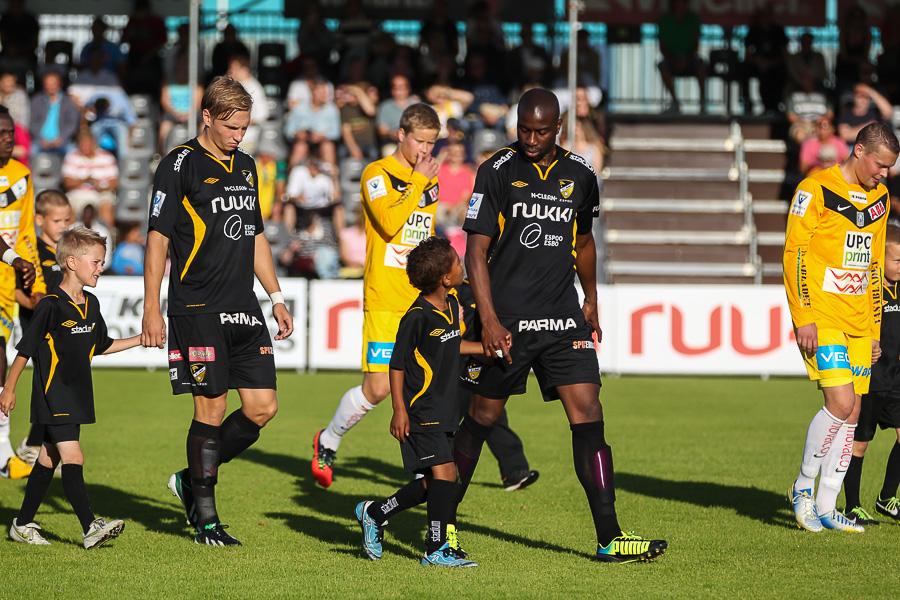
[390,411,410,442]
[273,303,294,340]
[795,323,818,355]
[12,257,35,289]
[0,389,15,416]
[582,298,602,342]
[141,310,167,348]
[872,339,882,365]
[481,317,513,364]
[412,151,439,180]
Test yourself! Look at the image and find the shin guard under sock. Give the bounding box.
[61,464,95,533]
[17,462,54,525]
[218,409,262,464]
[367,477,427,525]
[571,421,621,546]
[187,420,220,528]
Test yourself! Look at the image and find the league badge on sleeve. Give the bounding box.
[365,175,387,201]
[790,190,811,217]
[151,190,166,217]
[466,193,483,220]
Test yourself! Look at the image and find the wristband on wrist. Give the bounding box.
[270,291,285,306]
[2,248,21,266]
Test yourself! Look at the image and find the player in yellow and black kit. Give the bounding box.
[354,237,479,567]
[1,227,140,548]
[784,122,898,533]
[454,88,666,563]
[311,104,441,488]
[13,190,70,466]
[142,76,293,546]
[0,107,45,479]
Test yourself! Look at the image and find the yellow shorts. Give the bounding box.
[800,328,872,395]
[361,310,404,372]
[0,301,15,344]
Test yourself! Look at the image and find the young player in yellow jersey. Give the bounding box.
[0,108,45,479]
[312,104,441,487]
[784,122,899,532]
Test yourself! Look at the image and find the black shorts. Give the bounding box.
[857,390,900,442]
[400,430,455,474]
[168,307,276,396]
[42,423,80,444]
[460,312,602,401]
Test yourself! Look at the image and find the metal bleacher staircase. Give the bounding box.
[601,119,788,284]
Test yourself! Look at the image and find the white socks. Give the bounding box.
[0,386,14,463]
[817,421,857,513]
[796,406,845,492]
[320,385,376,451]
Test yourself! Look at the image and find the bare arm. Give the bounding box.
[389,368,410,442]
[465,232,512,363]
[102,335,142,354]
[254,232,293,340]
[0,355,29,415]
[141,230,169,348]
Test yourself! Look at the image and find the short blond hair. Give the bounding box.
[887,224,900,247]
[57,226,106,268]
[35,189,69,217]
[399,103,441,135]
[202,75,253,121]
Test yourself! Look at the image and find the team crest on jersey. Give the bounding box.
[559,180,574,199]
[190,363,206,383]
[466,359,482,381]
[241,170,254,187]
[857,211,864,227]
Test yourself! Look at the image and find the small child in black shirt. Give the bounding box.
[354,236,481,567]
[0,226,144,548]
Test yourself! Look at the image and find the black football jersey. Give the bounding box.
[17,238,63,331]
[389,294,462,432]
[148,138,264,316]
[16,290,114,425]
[871,280,900,392]
[463,142,600,318]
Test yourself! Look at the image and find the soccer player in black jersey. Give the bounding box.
[142,76,294,546]
[454,88,667,563]
[2,226,140,548]
[843,224,900,524]
[355,237,479,567]
[14,190,70,466]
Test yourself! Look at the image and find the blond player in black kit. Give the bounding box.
[453,88,667,563]
[142,76,293,546]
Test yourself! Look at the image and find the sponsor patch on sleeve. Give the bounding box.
[790,190,812,217]
[11,177,27,200]
[365,175,387,201]
[466,193,483,220]
[151,190,166,217]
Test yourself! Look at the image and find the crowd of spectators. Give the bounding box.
[4,0,897,276]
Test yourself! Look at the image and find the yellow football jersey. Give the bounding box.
[783,164,888,338]
[360,155,439,312]
[0,158,46,308]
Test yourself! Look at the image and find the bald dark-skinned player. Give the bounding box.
[454,88,667,563]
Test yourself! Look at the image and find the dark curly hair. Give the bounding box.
[406,236,456,294]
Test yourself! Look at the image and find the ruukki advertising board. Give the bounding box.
[611,285,805,376]
[6,277,308,369]
[307,282,806,376]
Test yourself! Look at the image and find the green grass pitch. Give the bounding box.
[2,370,900,599]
